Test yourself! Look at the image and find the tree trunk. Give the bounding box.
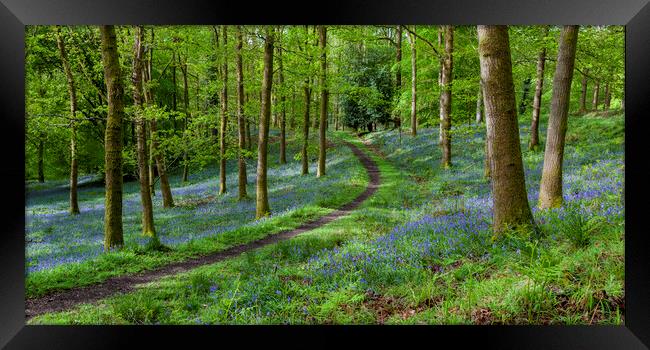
[143,29,174,208]
[477,25,535,233]
[235,26,248,200]
[37,136,45,183]
[579,69,589,113]
[438,28,443,143]
[603,81,611,111]
[406,29,417,136]
[538,25,580,209]
[518,77,532,115]
[55,26,80,215]
[256,27,274,219]
[302,81,311,175]
[277,32,287,165]
[529,26,548,150]
[181,56,190,182]
[219,25,228,195]
[317,26,328,178]
[100,25,125,250]
[440,25,453,169]
[131,26,155,237]
[476,80,484,124]
[592,81,600,111]
[395,25,402,138]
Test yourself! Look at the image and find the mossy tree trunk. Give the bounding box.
[477,25,535,233]
[317,25,328,178]
[529,26,548,151]
[255,27,274,219]
[538,25,580,209]
[235,25,248,200]
[440,25,453,169]
[131,25,156,237]
[55,26,80,215]
[219,25,228,195]
[476,80,484,124]
[100,25,125,250]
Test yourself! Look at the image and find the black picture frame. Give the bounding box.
[1,0,648,348]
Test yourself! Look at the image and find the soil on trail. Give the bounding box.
[25,140,380,320]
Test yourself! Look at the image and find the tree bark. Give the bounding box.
[592,81,600,111]
[477,25,535,233]
[302,81,311,175]
[395,25,402,136]
[277,31,287,165]
[317,26,328,178]
[37,136,45,183]
[219,25,228,195]
[235,26,248,200]
[529,26,548,150]
[143,29,174,208]
[256,27,274,219]
[55,26,80,215]
[180,55,190,182]
[440,25,453,169]
[538,25,580,209]
[100,25,125,250]
[579,69,589,113]
[603,81,611,111]
[131,26,155,237]
[406,28,417,136]
[476,80,484,124]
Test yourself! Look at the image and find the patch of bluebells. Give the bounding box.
[25,138,366,273]
[305,118,624,290]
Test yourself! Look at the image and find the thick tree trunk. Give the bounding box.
[37,136,45,183]
[55,26,80,215]
[256,28,274,219]
[579,69,589,113]
[438,28,443,143]
[181,56,190,182]
[477,25,535,233]
[476,80,484,124]
[317,26,328,178]
[406,29,417,136]
[592,81,600,111]
[529,26,548,150]
[277,32,287,165]
[100,25,125,250]
[440,25,453,169]
[219,26,228,195]
[538,25,580,209]
[235,26,248,200]
[131,26,155,237]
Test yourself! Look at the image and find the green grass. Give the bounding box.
[26,134,369,299]
[30,113,624,325]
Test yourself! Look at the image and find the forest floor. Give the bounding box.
[27,112,625,325]
[25,140,380,319]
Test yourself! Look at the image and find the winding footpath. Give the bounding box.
[25,140,380,320]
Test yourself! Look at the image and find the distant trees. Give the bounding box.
[100,25,125,250]
[406,27,417,136]
[478,25,535,233]
[538,26,580,209]
[439,25,454,168]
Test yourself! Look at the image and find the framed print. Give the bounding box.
[1,0,649,348]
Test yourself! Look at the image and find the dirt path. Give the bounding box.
[25,140,380,320]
